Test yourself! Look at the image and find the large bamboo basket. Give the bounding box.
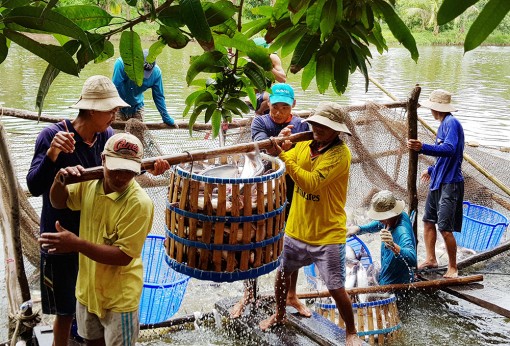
[317,294,401,345]
[164,154,287,282]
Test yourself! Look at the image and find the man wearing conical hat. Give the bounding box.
[407,89,465,278]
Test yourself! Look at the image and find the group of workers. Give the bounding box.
[28,37,465,346]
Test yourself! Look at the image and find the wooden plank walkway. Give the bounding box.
[215,295,368,346]
[418,272,510,318]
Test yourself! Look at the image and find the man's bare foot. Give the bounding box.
[418,260,438,270]
[287,296,312,317]
[443,268,458,278]
[259,313,285,331]
[346,332,363,346]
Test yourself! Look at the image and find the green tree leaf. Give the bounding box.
[54,5,113,31]
[119,31,144,86]
[290,33,320,74]
[36,39,80,115]
[211,108,222,138]
[3,28,78,75]
[316,53,332,94]
[4,6,90,46]
[158,5,184,28]
[158,25,190,49]
[186,50,224,85]
[332,47,349,94]
[203,0,237,27]
[372,0,418,62]
[224,98,250,115]
[243,61,267,92]
[301,55,316,91]
[437,0,479,26]
[95,40,114,63]
[464,0,510,53]
[0,33,8,64]
[306,0,326,33]
[180,0,214,51]
[320,0,337,40]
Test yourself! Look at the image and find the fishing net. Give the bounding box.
[1,93,510,334]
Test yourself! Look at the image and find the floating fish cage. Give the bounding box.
[140,235,190,324]
[316,293,401,346]
[454,201,509,252]
[304,235,373,289]
[165,153,287,282]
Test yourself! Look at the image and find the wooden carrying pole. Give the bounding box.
[296,274,483,299]
[60,131,314,185]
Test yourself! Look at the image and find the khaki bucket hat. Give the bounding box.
[367,190,405,221]
[71,75,129,111]
[304,101,351,135]
[420,89,457,112]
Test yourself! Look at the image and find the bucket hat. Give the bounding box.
[143,49,156,79]
[71,75,129,111]
[103,133,143,174]
[367,190,405,221]
[304,101,351,135]
[269,83,295,106]
[420,89,457,112]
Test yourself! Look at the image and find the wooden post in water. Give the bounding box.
[407,85,421,241]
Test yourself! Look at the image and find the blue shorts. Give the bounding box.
[279,235,346,290]
[40,252,78,315]
[423,182,464,232]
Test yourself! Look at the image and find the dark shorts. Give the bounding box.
[280,235,346,290]
[255,93,269,114]
[40,252,79,315]
[423,182,464,232]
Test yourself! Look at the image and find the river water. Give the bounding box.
[1,43,510,345]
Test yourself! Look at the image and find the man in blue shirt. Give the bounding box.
[112,49,177,127]
[347,190,417,285]
[407,89,465,278]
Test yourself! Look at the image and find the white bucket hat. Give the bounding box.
[367,190,405,221]
[71,75,129,111]
[102,133,143,174]
[420,89,457,112]
[304,101,351,135]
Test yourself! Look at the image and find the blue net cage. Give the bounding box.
[304,235,373,289]
[139,235,190,324]
[454,201,509,252]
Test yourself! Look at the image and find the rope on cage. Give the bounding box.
[9,301,40,346]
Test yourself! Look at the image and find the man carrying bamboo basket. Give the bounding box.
[261,102,362,346]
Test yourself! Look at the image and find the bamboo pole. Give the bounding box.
[295,274,483,299]
[368,76,510,198]
[59,131,313,185]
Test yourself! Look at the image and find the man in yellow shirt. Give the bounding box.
[39,133,154,346]
[260,102,362,346]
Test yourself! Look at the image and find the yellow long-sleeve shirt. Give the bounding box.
[280,139,351,245]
